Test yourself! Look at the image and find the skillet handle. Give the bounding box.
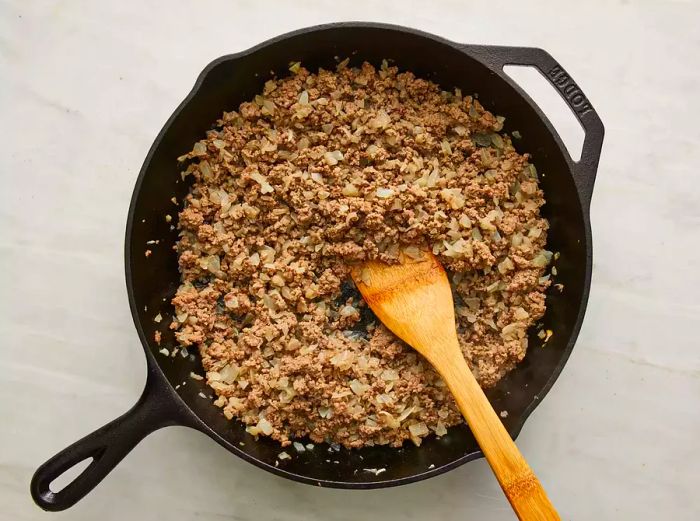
[30,372,183,511]
[464,45,604,208]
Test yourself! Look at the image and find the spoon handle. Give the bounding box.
[438,352,560,521]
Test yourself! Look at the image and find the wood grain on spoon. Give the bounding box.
[352,253,560,521]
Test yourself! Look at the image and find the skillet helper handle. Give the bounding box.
[30,377,178,511]
[440,353,560,521]
[464,44,604,207]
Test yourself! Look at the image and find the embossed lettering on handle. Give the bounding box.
[547,65,592,116]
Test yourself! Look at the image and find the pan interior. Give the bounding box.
[127,25,588,486]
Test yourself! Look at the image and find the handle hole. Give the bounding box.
[49,457,94,494]
[504,65,585,162]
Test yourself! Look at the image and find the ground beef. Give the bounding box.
[170,60,551,448]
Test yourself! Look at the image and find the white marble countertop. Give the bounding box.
[2,1,699,519]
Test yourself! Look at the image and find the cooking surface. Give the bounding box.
[2,1,699,520]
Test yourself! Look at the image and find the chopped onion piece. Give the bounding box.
[531,250,552,267]
[440,139,453,154]
[342,183,359,197]
[250,172,274,194]
[409,422,429,437]
[513,307,529,321]
[486,281,502,293]
[192,142,207,156]
[349,379,370,395]
[219,364,239,384]
[340,305,358,317]
[435,421,448,437]
[256,418,273,435]
[403,246,424,260]
[497,257,514,274]
[323,150,344,165]
[397,405,415,422]
[381,369,399,381]
[440,188,465,209]
[368,110,391,129]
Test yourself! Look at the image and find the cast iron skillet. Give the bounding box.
[31,22,604,511]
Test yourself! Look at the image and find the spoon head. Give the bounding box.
[351,253,460,362]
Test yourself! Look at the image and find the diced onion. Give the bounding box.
[409,422,429,437]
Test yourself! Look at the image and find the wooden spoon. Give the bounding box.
[351,253,559,521]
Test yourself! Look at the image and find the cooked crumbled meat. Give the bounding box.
[171,61,551,448]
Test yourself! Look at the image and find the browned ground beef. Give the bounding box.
[170,60,551,448]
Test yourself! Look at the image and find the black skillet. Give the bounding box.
[30,22,604,511]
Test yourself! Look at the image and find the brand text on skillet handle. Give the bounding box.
[547,66,592,116]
